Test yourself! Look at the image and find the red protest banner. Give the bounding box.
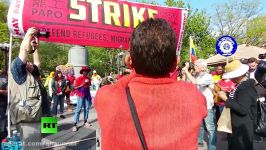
[8,0,187,50]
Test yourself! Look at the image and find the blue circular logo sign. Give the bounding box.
[215,36,237,57]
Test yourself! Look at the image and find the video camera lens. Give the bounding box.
[36,31,50,38]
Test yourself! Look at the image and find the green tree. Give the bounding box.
[88,47,120,77]
[180,10,216,61]
[165,0,186,8]
[37,42,70,72]
[134,0,158,5]
[164,0,215,63]
[0,1,9,69]
[245,15,266,46]
[213,0,262,39]
[0,1,8,43]
[0,1,7,23]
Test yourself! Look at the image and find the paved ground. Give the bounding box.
[40,105,266,150]
[40,105,99,150]
[6,91,256,150]
[198,130,266,150]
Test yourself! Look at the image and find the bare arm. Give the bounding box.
[19,27,39,64]
[183,63,197,84]
[184,69,197,84]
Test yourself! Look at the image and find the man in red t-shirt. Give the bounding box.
[72,66,92,132]
[94,18,207,150]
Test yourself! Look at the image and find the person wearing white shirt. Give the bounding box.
[184,59,216,150]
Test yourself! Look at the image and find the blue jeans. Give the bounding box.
[74,96,91,124]
[52,94,65,116]
[198,108,217,150]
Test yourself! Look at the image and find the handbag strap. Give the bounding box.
[126,86,148,150]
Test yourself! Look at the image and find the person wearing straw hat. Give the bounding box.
[219,60,257,150]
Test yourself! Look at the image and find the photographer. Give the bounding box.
[9,27,49,149]
[183,59,216,150]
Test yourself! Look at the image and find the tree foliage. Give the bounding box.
[0,1,8,43]
[213,0,261,39]
[0,1,9,69]
[164,0,216,62]
[0,1,7,23]
[134,0,158,5]
[37,42,70,72]
[165,0,185,7]
[245,15,266,46]
[181,10,216,61]
[88,47,121,77]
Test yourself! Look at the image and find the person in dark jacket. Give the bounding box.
[219,60,257,150]
[51,70,66,118]
[0,70,7,146]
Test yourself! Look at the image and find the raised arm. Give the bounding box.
[19,27,39,63]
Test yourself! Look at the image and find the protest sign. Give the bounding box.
[8,0,187,50]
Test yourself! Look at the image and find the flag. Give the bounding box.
[190,36,197,63]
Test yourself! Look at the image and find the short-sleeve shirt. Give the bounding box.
[74,75,91,100]
[195,72,214,109]
[11,57,40,85]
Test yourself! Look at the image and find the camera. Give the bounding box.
[182,62,194,70]
[36,31,50,38]
[178,62,194,78]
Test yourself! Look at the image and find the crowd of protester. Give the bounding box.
[176,56,266,150]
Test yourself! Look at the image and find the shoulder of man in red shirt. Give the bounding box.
[176,81,207,117]
[95,72,207,121]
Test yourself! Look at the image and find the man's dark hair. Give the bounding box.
[240,58,248,64]
[55,70,63,78]
[130,18,177,77]
[248,57,257,63]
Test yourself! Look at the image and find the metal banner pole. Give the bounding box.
[7,33,13,138]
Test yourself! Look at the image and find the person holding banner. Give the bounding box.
[95,18,207,150]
